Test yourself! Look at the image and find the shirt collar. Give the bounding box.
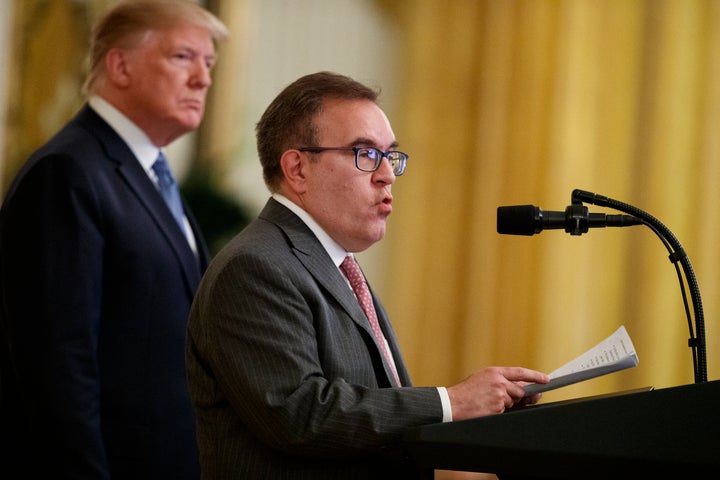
[88,95,160,171]
[271,193,350,267]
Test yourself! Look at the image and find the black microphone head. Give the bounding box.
[497,205,540,235]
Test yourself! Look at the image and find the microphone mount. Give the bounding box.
[555,203,643,235]
[496,202,643,236]
[499,189,707,384]
[570,189,706,383]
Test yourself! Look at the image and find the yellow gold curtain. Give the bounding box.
[1,0,98,193]
[382,0,720,402]
[5,0,718,403]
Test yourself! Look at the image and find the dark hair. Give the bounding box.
[255,71,380,192]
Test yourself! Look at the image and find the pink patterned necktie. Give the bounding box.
[340,255,401,386]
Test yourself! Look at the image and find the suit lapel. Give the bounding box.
[260,198,407,386]
[260,200,360,317]
[76,106,203,294]
[371,296,410,384]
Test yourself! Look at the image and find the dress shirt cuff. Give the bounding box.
[437,386,452,422]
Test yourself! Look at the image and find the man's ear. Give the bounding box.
[104,48,131,88]
[280,149,307,194]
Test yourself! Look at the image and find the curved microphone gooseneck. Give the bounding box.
[571,189,707,384]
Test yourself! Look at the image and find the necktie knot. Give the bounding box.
[152,152,186,234]
[152,152,175,189]
[339,256,365,291]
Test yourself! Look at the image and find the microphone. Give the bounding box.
[497,204,643,235]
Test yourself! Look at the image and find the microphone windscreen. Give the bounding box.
[497,205,538,235]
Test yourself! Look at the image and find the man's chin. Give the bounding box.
[183,116,203,130]
[179,109,205,128]
[172,118,203,138]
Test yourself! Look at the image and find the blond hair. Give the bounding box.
[83,0,228,95]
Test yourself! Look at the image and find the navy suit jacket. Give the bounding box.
[186,198,442,479]
[0,105,209,479]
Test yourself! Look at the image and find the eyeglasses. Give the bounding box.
[298,147,408,176]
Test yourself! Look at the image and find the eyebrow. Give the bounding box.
[175,44,217,64]
[349,137,400,149]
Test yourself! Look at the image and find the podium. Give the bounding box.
[404,380,720,478]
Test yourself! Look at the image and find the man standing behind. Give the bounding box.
[186,71,548,479]
[0,1,227,478]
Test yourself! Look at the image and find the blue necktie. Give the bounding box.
[152,151,186,233]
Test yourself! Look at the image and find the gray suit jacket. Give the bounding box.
[186,198,442,479]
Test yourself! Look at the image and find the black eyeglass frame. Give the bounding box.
[298,146,408,176]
